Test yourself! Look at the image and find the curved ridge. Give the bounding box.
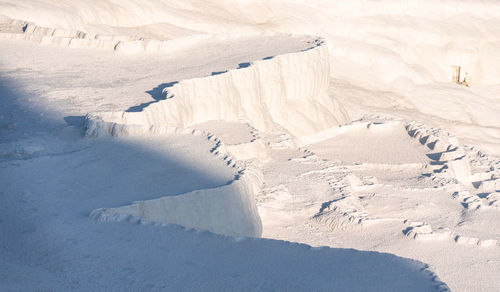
[85,120,264,237]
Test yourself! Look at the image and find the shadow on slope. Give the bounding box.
[0,75,447,291]
[126,81,179,112]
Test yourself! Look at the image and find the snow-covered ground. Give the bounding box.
[1,1,500,291]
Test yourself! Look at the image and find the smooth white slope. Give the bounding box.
[0,40,447,292]
[2,0,500,85]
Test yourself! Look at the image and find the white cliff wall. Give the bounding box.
[89,41,350,139]
[90,165,263,238]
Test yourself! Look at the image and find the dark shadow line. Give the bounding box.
[126,81,178,112]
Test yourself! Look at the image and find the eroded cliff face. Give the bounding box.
[86,39,349,139]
